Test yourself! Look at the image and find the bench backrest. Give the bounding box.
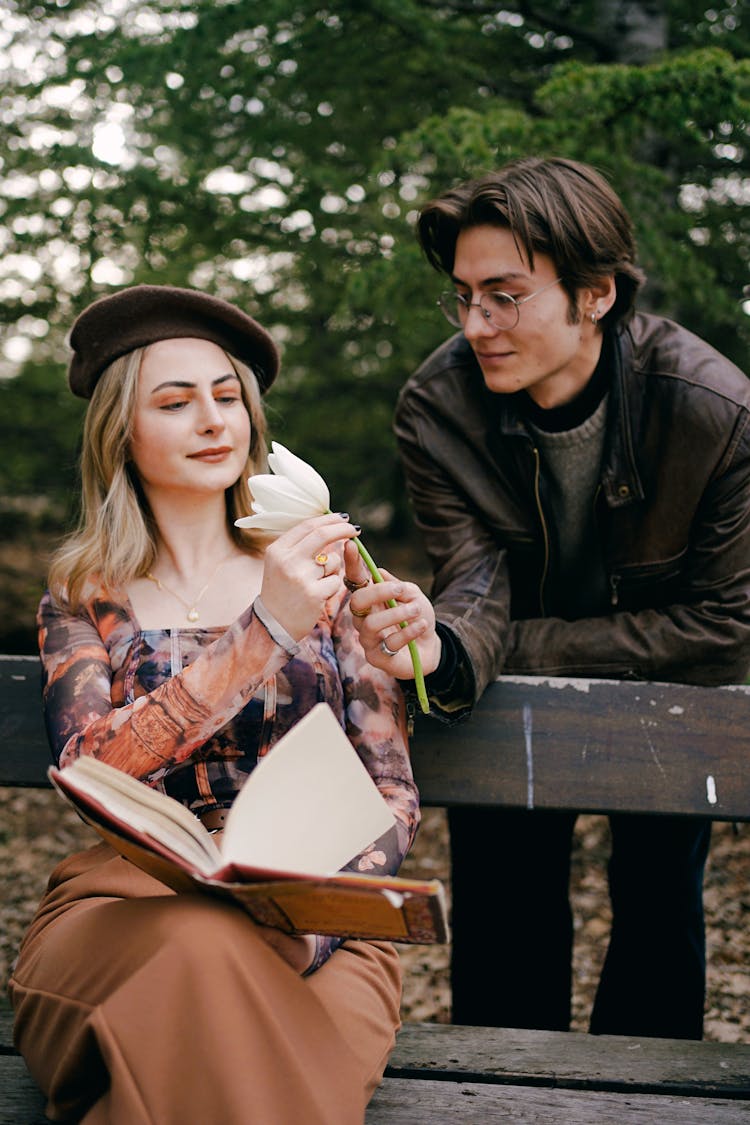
[2,654,748,821]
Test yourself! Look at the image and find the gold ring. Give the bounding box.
[350,604,371,618]
[344,576,369,593]
[314,552,329,567]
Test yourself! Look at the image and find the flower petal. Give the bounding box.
[235,511,300,531]
[268,442,330,510]
[248,474,324,517]
[236,442,332,536]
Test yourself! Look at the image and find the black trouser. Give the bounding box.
[448,806,711,1039]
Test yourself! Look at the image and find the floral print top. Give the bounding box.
[38,578,420,968]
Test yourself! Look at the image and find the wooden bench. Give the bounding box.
[2,653,750,1122]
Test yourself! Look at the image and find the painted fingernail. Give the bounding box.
[339,512,350,520]
[353,524,362,533]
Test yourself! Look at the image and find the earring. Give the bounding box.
[590,311,598,324]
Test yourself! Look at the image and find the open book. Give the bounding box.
[49,703,447,944]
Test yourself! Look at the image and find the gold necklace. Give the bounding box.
[145,557,231,623]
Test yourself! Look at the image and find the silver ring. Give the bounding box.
[380,637,399,657]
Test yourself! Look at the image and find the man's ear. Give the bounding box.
[585,276,617,321]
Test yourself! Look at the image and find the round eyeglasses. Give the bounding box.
[438,277,563,331]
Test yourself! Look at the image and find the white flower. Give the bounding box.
[235,440,430,714]
[235,442,331,532]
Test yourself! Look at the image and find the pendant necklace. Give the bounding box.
[145,556,232,623]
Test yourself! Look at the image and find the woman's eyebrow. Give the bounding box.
[150,372,239,394]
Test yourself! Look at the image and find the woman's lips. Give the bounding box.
[188,447,232,461]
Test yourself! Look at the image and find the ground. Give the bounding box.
[1,790,748,1038]
[396,809,750,1037]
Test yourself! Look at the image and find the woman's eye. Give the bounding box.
[160,400,187,411]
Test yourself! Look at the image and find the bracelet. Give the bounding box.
[253,597,302,657]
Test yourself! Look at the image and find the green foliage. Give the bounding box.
[0,1,748,534]
[347,46,750,420]
[0,363,84,509]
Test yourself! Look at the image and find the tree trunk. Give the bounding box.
[595,0,669,63]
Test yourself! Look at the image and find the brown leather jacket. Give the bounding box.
[395,312,750,705]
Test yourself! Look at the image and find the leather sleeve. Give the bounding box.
[504,411,750,685]
[394,385,510,709]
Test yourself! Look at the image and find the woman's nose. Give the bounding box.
[197,397,225,431]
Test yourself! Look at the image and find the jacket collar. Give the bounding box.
[599,322,645,507]
[488,323,645,508]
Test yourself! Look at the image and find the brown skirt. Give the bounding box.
[9,843,402,1125]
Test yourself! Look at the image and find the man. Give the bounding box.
[345,156,750,1039]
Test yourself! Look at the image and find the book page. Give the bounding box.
[220,703,396,877]
[53,757,222,871]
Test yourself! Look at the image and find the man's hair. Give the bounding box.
[417,157,645,326]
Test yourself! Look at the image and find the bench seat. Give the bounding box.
[4,1010,750,1123]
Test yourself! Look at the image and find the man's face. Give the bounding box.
[451,224,605,409]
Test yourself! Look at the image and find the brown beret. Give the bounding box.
[67,284,280,398]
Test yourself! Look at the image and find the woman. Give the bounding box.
[8,285,419,1124]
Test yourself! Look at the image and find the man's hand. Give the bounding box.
[343,541,442,679]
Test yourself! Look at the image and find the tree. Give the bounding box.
[0,0,747,527]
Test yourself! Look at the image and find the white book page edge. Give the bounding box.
[56,758,221,871]
[221,703,396,876]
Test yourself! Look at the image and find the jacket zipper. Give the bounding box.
[593,483,619,607]
[532,446,550,616]
[406,693,416,739]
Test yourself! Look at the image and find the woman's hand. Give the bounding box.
[343,541,442,679]
[259,513,358,640]
[255,926,318,974]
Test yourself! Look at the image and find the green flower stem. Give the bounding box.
[353,537,430,715]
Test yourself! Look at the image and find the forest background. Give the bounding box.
[1,0,748,649]
[1,0,749,1038]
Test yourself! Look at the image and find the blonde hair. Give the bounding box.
[49,346,270,610]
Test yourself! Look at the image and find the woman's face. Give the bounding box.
[128,337,252,501]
